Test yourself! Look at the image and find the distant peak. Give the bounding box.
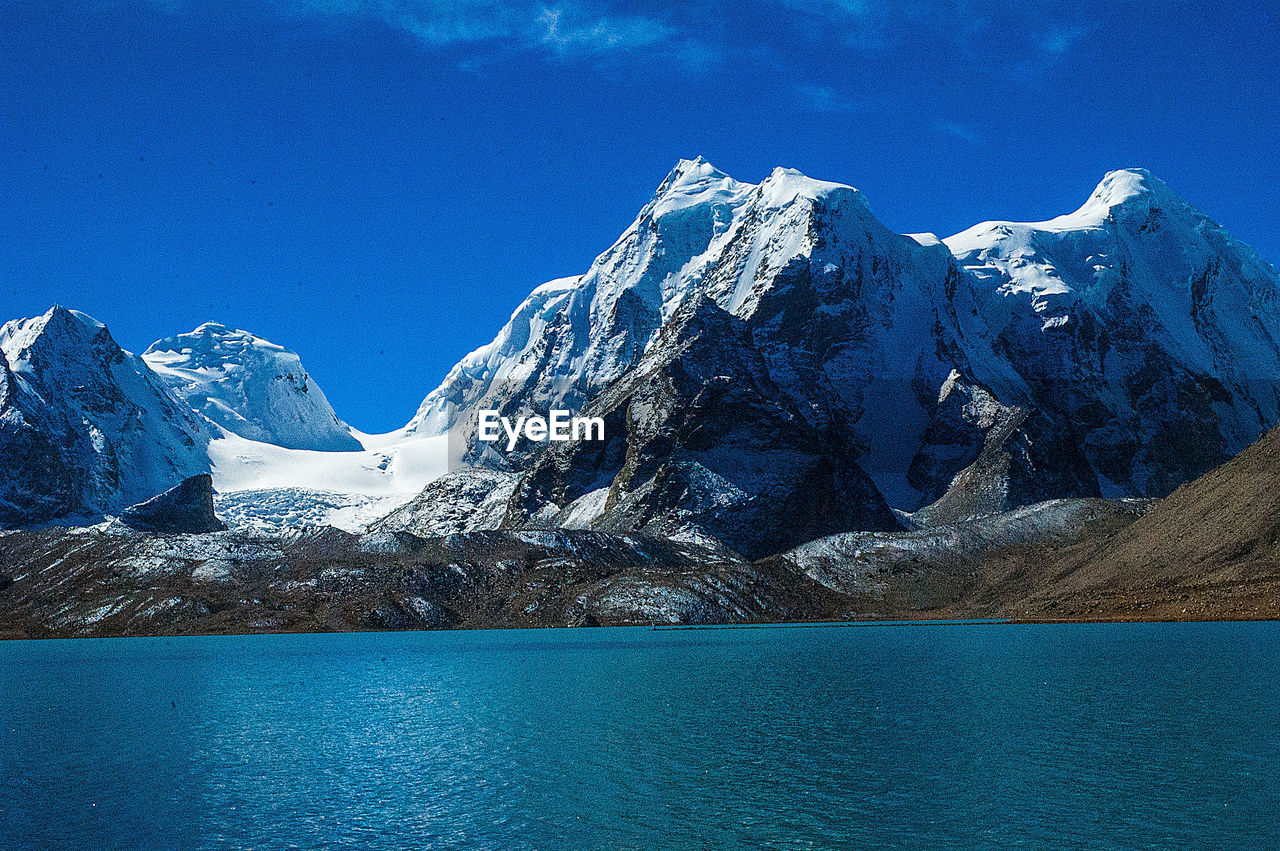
[144,323,285,357]
[194,321,235,334]
[758,165,864,210]
[657,156,730,193]
[42,304,105,331]
[1088,168,1175,209]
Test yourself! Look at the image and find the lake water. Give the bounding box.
[2,622,1278,848]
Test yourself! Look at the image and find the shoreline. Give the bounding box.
[5,613,1280,643]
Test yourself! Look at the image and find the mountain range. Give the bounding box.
[3,160,1279,607]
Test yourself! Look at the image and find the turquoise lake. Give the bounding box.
[2,622,1278,848]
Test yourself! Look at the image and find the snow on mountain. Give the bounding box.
[944,167,1280,497]
[405,157,982,506]
[0,308,446,531]
[206,427,447,498]
[143,323,361,452]
[406,157,758,438]
[0,306,212,525]
[6,163,1280,544]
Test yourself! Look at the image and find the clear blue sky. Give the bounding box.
[3,0,1277,432]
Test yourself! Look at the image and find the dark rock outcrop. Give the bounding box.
[121,474,227,534]
[505,296,903,558]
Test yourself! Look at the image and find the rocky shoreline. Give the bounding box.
[5,488,1277,640]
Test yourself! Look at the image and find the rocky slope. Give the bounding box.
[392,162,1280,548]
[0,307,212,526]
[4,484,1274,639]
[945,168,1280,501]
[1002,423,1280,620]
[501,294,901,558]
[0,525,842,637]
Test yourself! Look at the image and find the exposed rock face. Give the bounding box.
[0,346,80,527]
[910,382,1100,526]
[121,474,227,534]
[372,469,520,537]
[945,168,1280,500]
[144,323,361,452]
[0,307,211,527]
[400,162,1280,551]
[504,296,902,558]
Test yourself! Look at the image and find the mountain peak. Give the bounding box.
[1088,168,1175,209]
[758,165,863,210]
[1048,167,1187,229]
[655,156,734,194]
[946,169,1187,251]
[146,323,287,359]
[645,157,749,221]
[0,306,116,369]
[39,305,107,333]
[143,322,360,452]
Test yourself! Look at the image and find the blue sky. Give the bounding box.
[3,0,1277,431]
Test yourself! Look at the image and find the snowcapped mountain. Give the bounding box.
[0,306,211,525]
[391,161,1280,549]
[143,323,361,452]
[944,167,1280,499]
[406,157,982,507]
[0,308,446,530]
[5,162,1280,551]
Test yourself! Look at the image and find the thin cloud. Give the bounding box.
[1040,25,1089,55]
[193,0,709,66]
[793,84,859,113]
[537,7,674,55]
[935,120,980,146]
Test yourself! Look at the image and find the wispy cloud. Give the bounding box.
[793,83,859,113]
[244,0,709,66]
[935,120,980,146]
[536,6,672,55]
[132,0,1108,88]
[1039,24,1089,55]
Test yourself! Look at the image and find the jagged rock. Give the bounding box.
[504,296,902,558]
[910,379,1099,526]
[373,469,519,537]
[0,307,211,527]
[121,474,227,534]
